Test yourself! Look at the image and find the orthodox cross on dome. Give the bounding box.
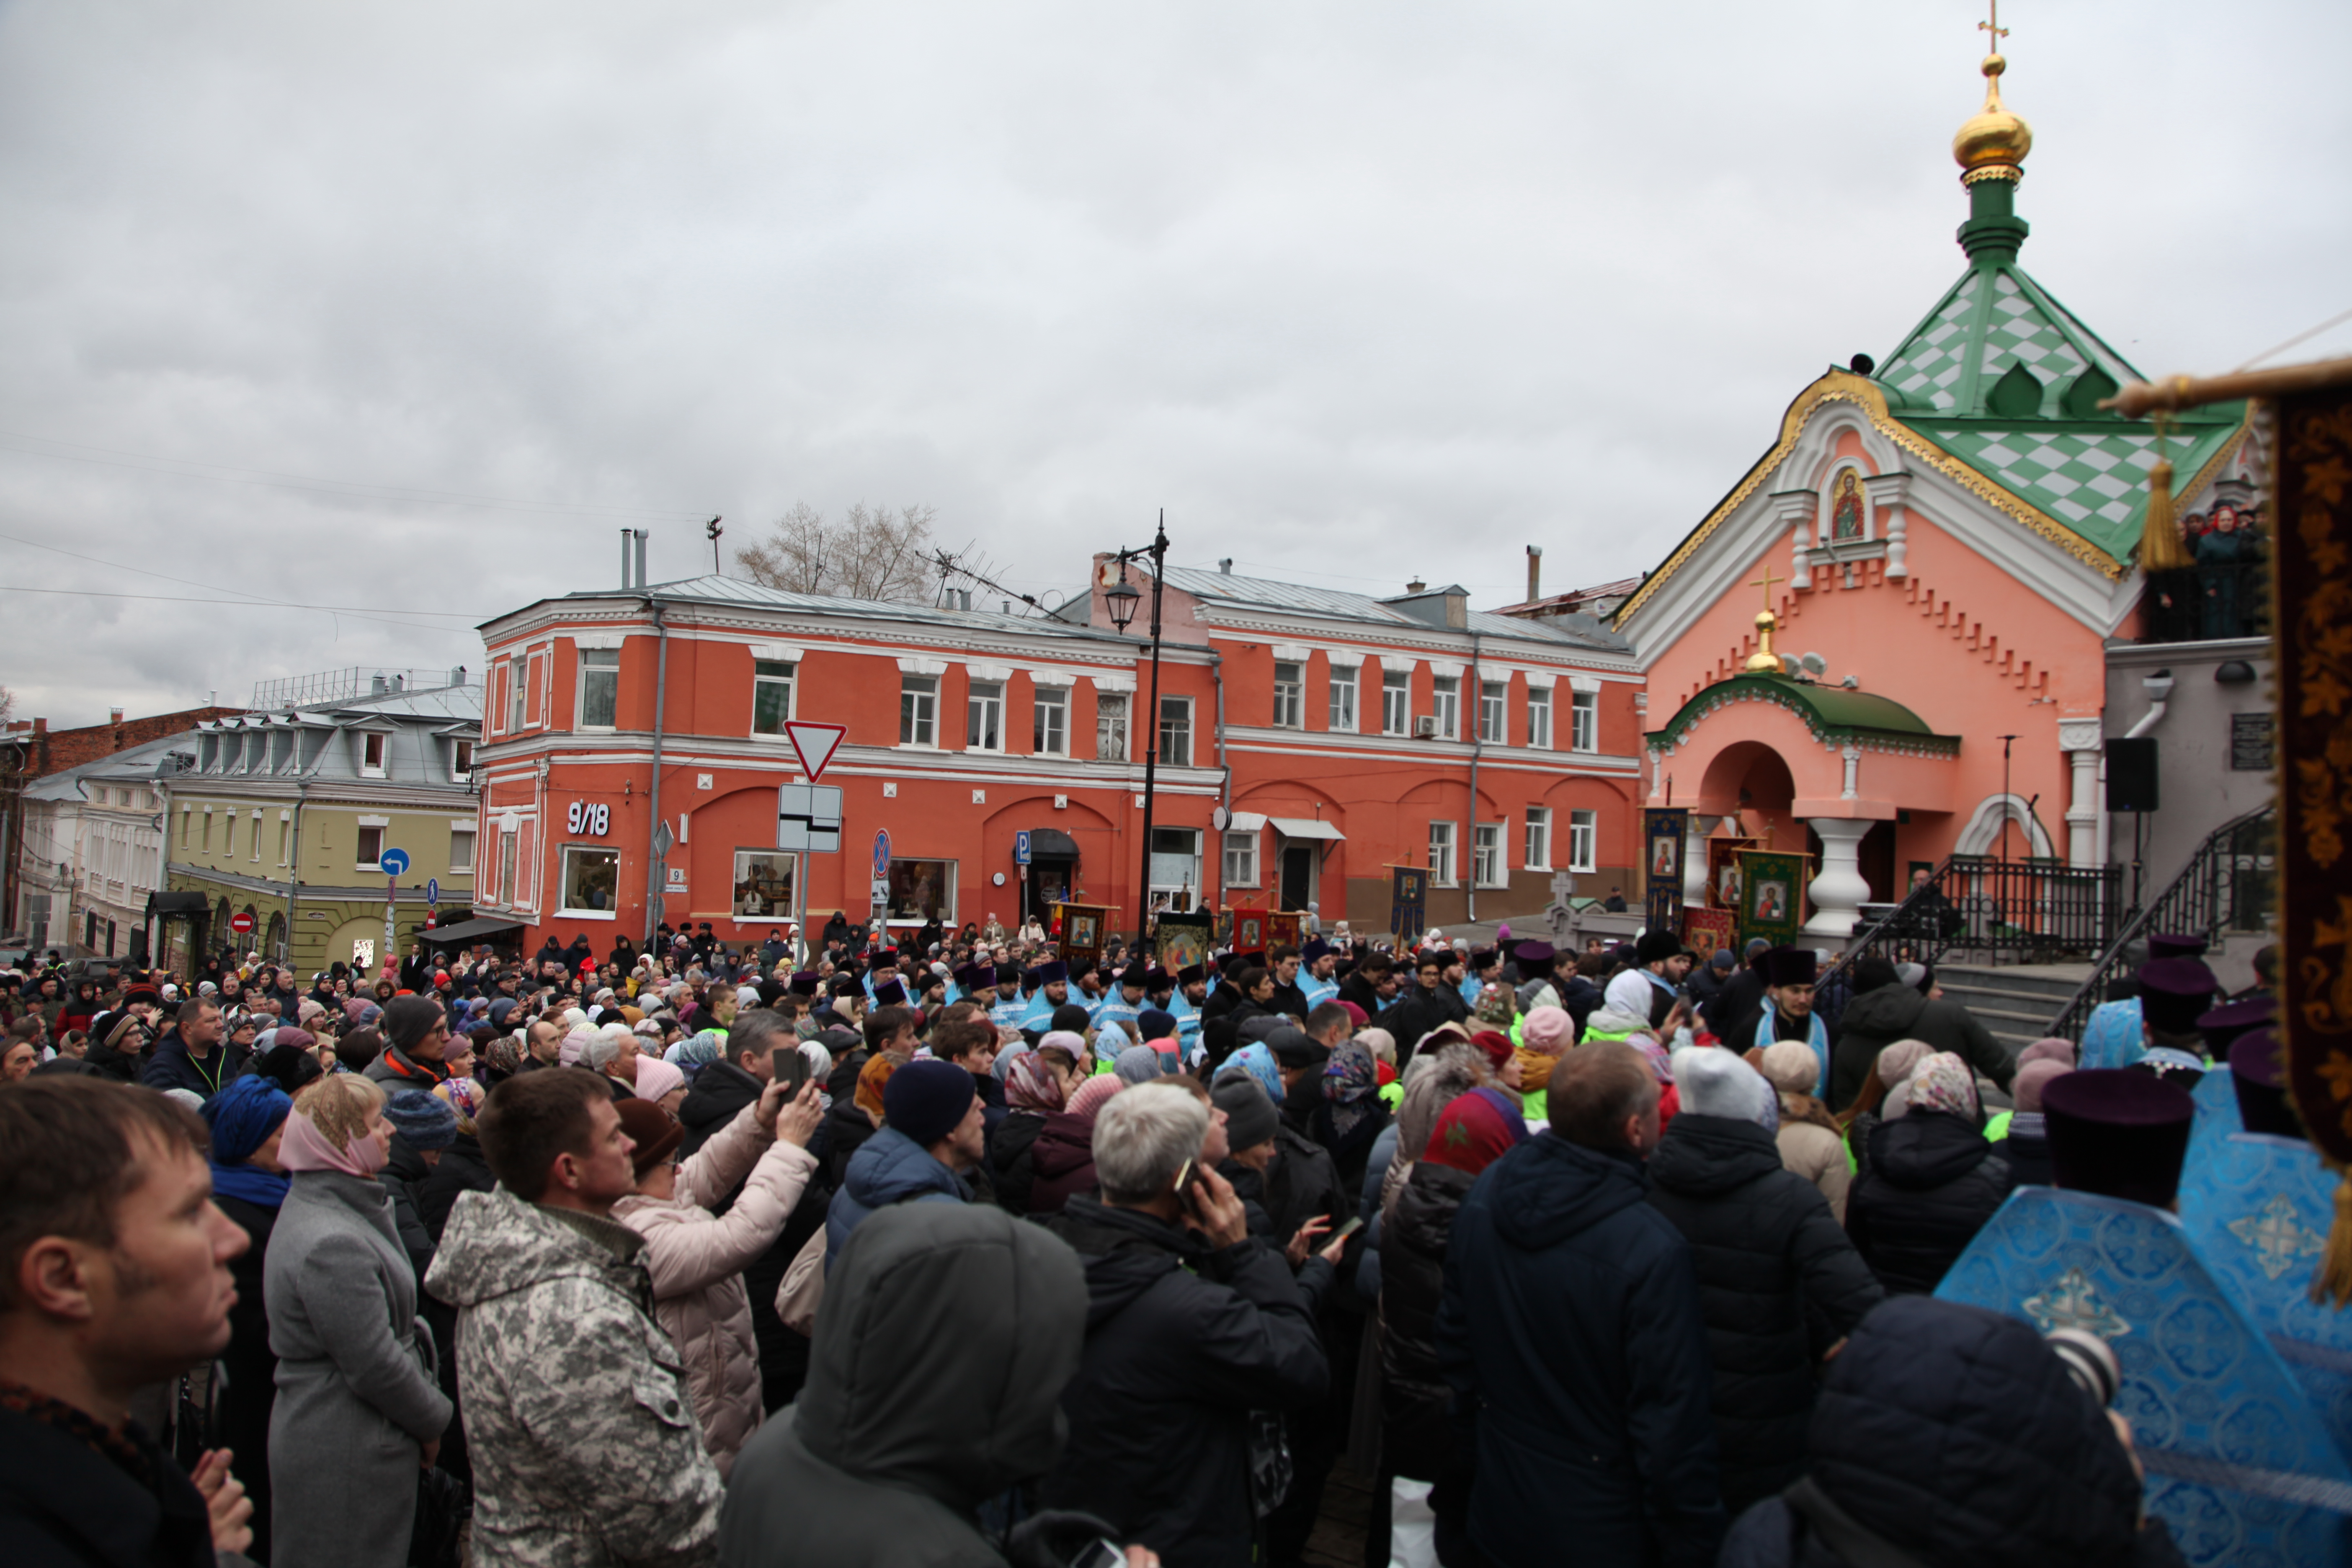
[1748,564,1785,610]
[1978,0,2008,50]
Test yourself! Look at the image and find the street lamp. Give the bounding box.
[1104,515,1170,948]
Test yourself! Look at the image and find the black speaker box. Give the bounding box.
[2107,736,2159,813]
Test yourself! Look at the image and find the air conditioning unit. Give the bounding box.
[1414,716,1440,738]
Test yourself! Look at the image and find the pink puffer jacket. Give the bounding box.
[613,1103,816,1476]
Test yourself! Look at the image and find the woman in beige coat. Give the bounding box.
[612,1075,824,1475]
[1758,1040,1855,1223]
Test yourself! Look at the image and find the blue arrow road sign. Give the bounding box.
[1015,830,1032,866]
[379,848,411,877]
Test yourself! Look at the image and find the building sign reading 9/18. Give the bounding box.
[567,801,611,836]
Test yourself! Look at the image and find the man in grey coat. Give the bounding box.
[427,1068,724,1567]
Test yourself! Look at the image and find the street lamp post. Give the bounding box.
[1103,513,1169,951]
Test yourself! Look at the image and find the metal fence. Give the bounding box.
[2142,562,2269,645]
[251,667,475,709]
[1817,854,2120,1003]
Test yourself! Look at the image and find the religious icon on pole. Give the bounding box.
[1707,836,1759,910]
[1155,911,1212,974]
[1735,849,1805,949]
[1264,911,1302,951]
[1389,866,1428,949]
[1643,807,1687,936]
[1055,903,1113,975]
[1228,905,1269,956]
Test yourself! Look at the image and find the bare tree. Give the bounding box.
[735,502,939,603]
[0,686,13,725]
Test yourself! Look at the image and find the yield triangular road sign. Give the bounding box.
[784,721,848,782]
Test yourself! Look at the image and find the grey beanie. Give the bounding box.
[1114,1045,1165,1086]
[1212,1074,1281,1152]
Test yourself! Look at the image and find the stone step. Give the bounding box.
[1934,962,2093,1003]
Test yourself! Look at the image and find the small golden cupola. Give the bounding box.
[1952,5,2032,184]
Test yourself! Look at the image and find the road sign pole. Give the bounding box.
[384,874,397,978]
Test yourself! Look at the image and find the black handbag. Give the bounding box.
[410,1465,469,1568]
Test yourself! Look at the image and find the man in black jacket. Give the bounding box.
[1643,1050,1883,1514]
[1335,951,1394,1019]
[1266,945,1311,1021]
[1044,1082,1330,1568]
[1380,950,1467,1068]
[137,995,246,1104]
[1436,1042,1723,1568]
[1828,958,2012,1111]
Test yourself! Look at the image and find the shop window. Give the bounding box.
[883,859,955,924]
[732,851,795,918]
[560,846,621,913]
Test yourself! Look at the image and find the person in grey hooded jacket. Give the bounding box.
[721,1201,1156,1568]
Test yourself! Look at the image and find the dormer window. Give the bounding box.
[361,732,387,776]
[453,739,474,780]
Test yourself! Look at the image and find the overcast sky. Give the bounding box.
[2,0,2345,726]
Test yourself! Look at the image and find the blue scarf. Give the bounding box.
[209,1158,290,1209]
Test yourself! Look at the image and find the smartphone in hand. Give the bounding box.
[772,1047,810,1093]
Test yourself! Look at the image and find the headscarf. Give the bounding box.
[276,1106,389,1179]
[434,1075,487,1136]
[1905,1052,1980,1119]
[633,1057,686,1105]
[1473,983,1517,1028]
[1758,1040,1844,1135]
[669,1029,726,1070]
[2012,1059,2071,1115]
[559,1025,596,1067]
[203,1075,293,1208]
[1421,1087,1529,1176]
[1520,1006,1573,1054]
[2019,1038,2077,1070]
[1066,1073,1124,1123]
[854,1052,900,1122]
[480,1036,524,1082]
[1219,1042,1286,1104]
[797,1039,835,1084]
[1875,1039,1934,1092]
[1005,1050,1068,1114]
[1356,1026,1396,1067]
[1323,1041,1381,1137]
[1113,1045,1164,1086]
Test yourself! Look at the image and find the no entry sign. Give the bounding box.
[229,911,255,935]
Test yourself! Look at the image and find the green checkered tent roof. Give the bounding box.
[1875,261,2243,563]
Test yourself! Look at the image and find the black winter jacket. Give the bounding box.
[136,1030,248,1101]
[378,1134,438,1283]
[417,1131,496,1243]
[1041,1197,1328,1568]
[1829,984,2012,1110]
[987,1110,1048,1216]
[1220,1124,1347,1252]
[1436,1133,1723,1568]
[1844,1112,2014,1295]
[1378,1160,1476,1480]
[1718,1295,2187,1568]
[1642,1114,1885,1513]
[0,1405,216,1568]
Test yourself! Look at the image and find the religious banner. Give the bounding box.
[1053,902,1113,976]
[2272,375,2352,1302]
[1705,835,1760,910]
[1681,905,1736,958]
[1735,849,1806,950]
[1264,911,1303,952]
[1227,903,1269,956]
[1388,865,1428,949]
[1643,807,1688,935]
[1154,910,1212,975]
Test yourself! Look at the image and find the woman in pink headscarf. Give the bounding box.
[988,1033,1086,1215]
[1027,1072,1125,1217]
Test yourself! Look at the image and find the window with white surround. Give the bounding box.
[1150,827,1202,908]
[1096,692,1128,761]
[900,675,937,746]
[1568,809,1597,872]
[450,827,476,873]
[250,811,262,861]
[966,681,1003,751]
[560,846,620,914]
[751,660,795,735]
[499,831,518,904]
[355,824,383,869]
[1571,689,1599,753]
[578,648,620,729]
[525,650,547,726]
[223,813,237,859]
[1382,670,1412,735]
[1158,697,1192,768]
[1431,676,1460,740]
[1328,667,1358,731]
[1479,681,1507,744]
[1271,662,1303,729]
[361,732,387,776]
[452,739,474,780]
[1527,688,1553,749]
[1524,807,1552,869]
[1474,823,1505,887]
[1223,828,1259,888]
[506,660,525,732]
[1033,686,1067,755]
[277,818,292,866]
[1428,820,1457,885]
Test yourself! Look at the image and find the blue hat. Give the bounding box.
[382,1088,459,1153]
[883,1059,977,1148]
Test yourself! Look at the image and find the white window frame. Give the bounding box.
[1473,822,1506,888]
[1524,807,1552,871]
[250,808,262,862]
[525,648,548,727]
[360,732,387,777]
[449,826,477,874]
[1571,689,1599,753]
[1478,681,1507,745]
[900,675,938,748]
[1095,691,1129,762]
[1158,696,1193,769]
[354,823,384,872]
[1223,828,1260,888]
[576,647,620,730]
[1328,666,1358,732]
[557,844,622,918]
[1150,826,1203,906]
[1568,809,1597,873]
[1271,662,1304,729]
[499,830,519,905]
[1428,820,1457,886]
[1033,685,1068,756]
[966,680,1004,752]
[505,659,525,733]
[1431,676,1460,740]
[277,816,292,867]
[750,660,796,737]
[1381,670,1412,736]
[1527,688,1553,750]
[451,738,474,781]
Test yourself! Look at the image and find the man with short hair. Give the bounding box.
[1266,945,1310,1021]
[522,1016,564,1069]
[139,995,245,1103]
[825,1059,983,1264]
[1298,940,1342,1012]
[1042,1082,1330,1565]
[861,1003,918,1059]
[1381,950,1468,1068]
[365,994,452,1088]
[0,1078,255,1564]
[1303,1001,1353,1054]
[428,1070,724,1566]
[1437,1042,1721,1566]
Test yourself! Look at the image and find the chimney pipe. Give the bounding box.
[634,529,648,589]
[109,707,125,725]
[1217,558,1232,575]
[1526,544,1542,603]
[1406,578,1426,594]
[621,529,633,588]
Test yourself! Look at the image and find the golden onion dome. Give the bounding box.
[1953,54,2032,182]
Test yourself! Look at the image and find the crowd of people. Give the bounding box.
[0,911,2267,1567]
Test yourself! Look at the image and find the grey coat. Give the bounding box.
[266,1168,453,1568]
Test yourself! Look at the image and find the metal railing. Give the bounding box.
[2141,562,2269,645]
[2045,803,2276,1042]
[251,667,475,709]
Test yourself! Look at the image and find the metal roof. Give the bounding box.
[20,732,200,802]
[542,575,1132,648]
[1158,565,1630,652]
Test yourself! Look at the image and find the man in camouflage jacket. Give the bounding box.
[427,1069,723,1567]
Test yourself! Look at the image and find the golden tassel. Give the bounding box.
[2140,410,2195,571]
[2311,1168,2352,1309]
